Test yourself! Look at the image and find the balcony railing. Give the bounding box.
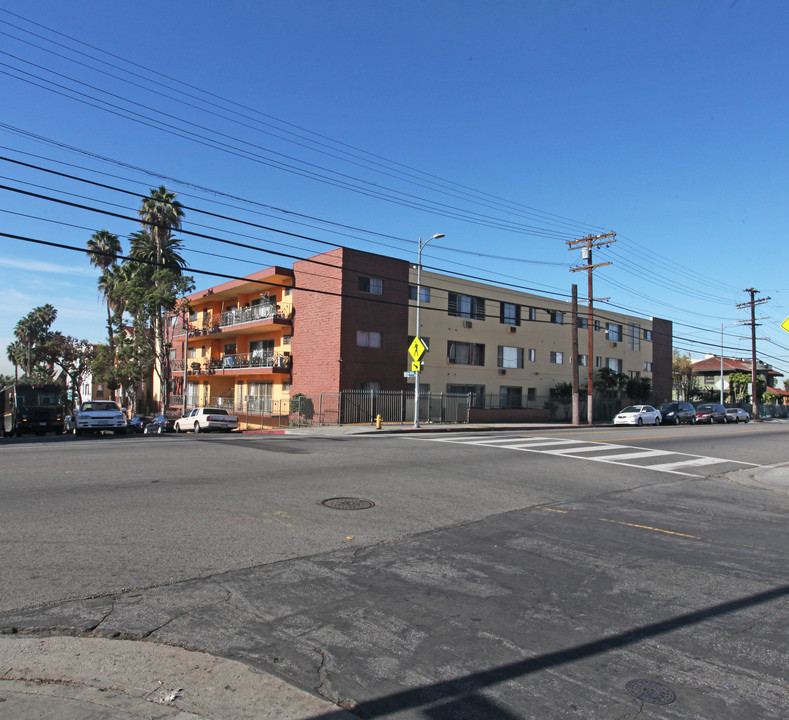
[174,304,293,337]
[173,353,291,374]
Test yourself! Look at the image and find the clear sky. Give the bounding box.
[2,0,788,378]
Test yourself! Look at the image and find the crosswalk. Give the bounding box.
[421,435,760,477]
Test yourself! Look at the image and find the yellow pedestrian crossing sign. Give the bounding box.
[782,317,789,334]
[408,337,427,361]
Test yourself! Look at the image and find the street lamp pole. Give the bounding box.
[414,233,444,428]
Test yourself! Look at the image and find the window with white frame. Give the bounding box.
[606,357,623,372]
[500,302,520,325]
[358,276,383,295]
[605,323,623,342]
[357,330,382,348]
[644,361,653,372]
[409,285,430,302]
[497,346,524,369]
[447,341,485,366]
[448,292,485,320]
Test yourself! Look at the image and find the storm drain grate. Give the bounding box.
[321,497,376,511]
[626,679,676,705]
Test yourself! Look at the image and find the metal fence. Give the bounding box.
[168,390,470,428]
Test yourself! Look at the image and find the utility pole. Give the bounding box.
[736,288,770,420]
[571,284,580,425]
[567,232,616,424]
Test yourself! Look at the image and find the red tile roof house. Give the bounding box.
[692,355,783,402]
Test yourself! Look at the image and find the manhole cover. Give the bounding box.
[626,679,676,705]
[321,497,375,511]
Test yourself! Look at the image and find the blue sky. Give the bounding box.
[2,0,788,378]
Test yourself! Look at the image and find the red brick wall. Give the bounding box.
[292,248,410,395]
[651,317,673,403]
[292,250,344,396]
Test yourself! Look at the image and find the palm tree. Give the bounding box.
[14,315,36,376]
[87,230,122,361]
[6,341,24,382]
[128,230,187,271]
[138,186,185,413]
[138,186,184,267]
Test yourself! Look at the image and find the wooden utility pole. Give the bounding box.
[571,284,580,425]
[737,288,770,420]
[567,232,616,424]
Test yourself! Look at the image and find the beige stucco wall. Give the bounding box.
[408,269,659,403]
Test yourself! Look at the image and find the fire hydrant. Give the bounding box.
[375,413,382,430]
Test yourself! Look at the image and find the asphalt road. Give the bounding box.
[1,423,788,718]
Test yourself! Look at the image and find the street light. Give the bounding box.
[414,233,445,428]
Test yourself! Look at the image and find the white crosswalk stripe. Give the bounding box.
[424,435,759,476]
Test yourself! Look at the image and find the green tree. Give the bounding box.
[13,304,58,378]
[626,376,652,403]
[137,187,187,411]
[552,381,574,420]
[5,341,24,382]
[87,230,122,364]
[49,336,95,408]
[672,350,698,401]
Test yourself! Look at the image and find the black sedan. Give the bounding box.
[144,415,176,435]
[129,416,153,433]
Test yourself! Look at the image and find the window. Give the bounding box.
[448,292,485,320]
[284,286,292,296]
[577,317,588,329]
[497,346,524,369]
[627,323,641,350]
[528,348,536,362]
[409,285,430,302]
[500,302,520,326]
[187,347,197,359]
[644,361,653,372]
[446,384,485,408]
[282,381,291,392]
[358,276,382,295]
[282,334,292,345]
[357,330,382,348]
[550,351,564,364]
[527,307,537,321]
[357,381,382,394]
[578,354,588,366]
[527,387,536,402]
[96,383,104,398]
[605,323,623,342]
[595,356,602,368]
[606,357,623,373]
[550,310,563,324]
[704,375,715,385]
[447,341,485,366]
[594,320,601,331]
[644,329,653,341]
[500,386,522,409]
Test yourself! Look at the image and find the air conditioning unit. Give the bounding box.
[463,320,473,329]
[509,326,516,333]
[498,369,507,375]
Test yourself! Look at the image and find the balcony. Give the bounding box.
[174,303,292,338]
[172,353,292,375]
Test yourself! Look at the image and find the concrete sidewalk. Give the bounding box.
[0,635,354,720]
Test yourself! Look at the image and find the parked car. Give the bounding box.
[129,415,153,433]
[73,400,128,435]
[174,407,239,433]
[695,403,727,424]
[613,405,662,426]
[144,415,176,435]
[725,407,750,423]
[659,401,697,425]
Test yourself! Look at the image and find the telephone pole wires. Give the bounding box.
[567,232,616,424]
[736,288,770,420]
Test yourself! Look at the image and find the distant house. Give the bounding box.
[692,355,782,401]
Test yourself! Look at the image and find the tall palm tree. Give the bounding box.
[137,187,185,413]
[6,341,24,382]
[138,186,184,267]
[128,230,187,271]
[14,315,36,376]
[87,230,122,360]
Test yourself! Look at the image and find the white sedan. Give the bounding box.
[613,405,662,426]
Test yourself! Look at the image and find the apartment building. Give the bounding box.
[168,266,295,420]
[160,247,672,425]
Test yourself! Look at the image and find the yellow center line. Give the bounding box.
[539,508,766,550]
